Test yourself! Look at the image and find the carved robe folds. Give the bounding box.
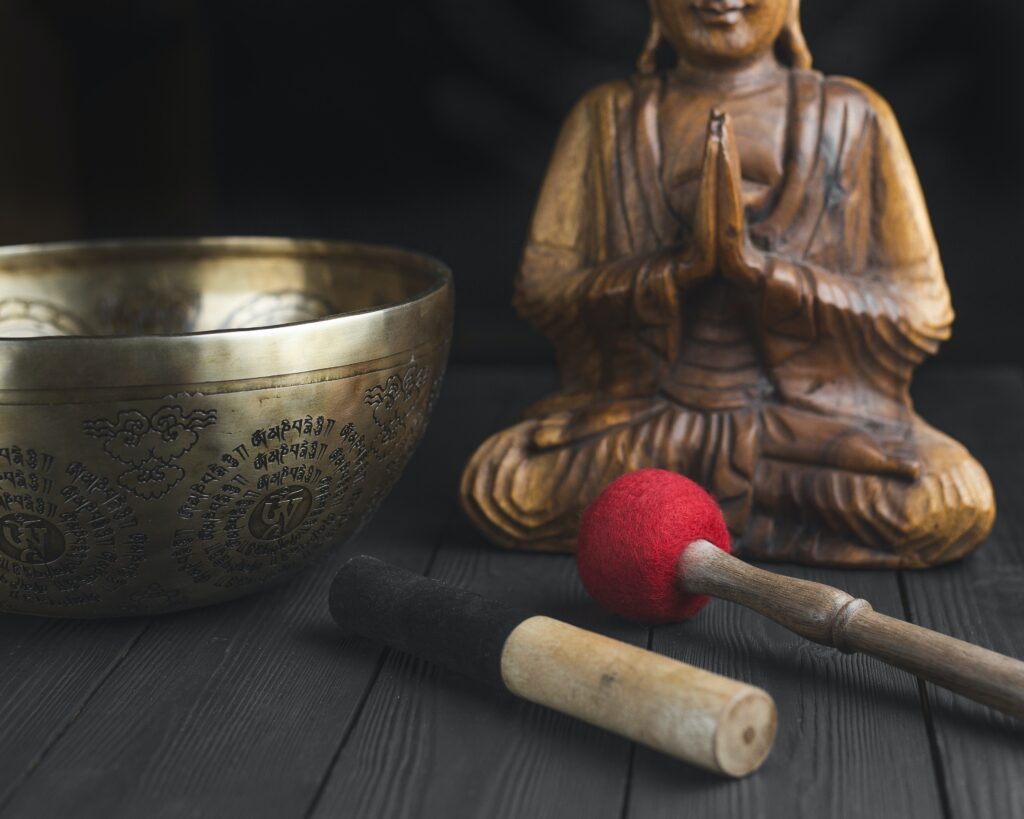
[461,69,994,568]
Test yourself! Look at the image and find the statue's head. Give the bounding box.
[640,0,811,73]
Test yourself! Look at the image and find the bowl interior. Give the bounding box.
[0,238,444,338]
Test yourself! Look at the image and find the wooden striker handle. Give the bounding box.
[332,556,778,777]
[678,540,1024,719]
[502,616,776,777]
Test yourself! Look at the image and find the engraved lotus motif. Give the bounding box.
[84,406,218,500]
[364,364,430,447]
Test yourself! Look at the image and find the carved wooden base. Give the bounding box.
[459,402,995,568]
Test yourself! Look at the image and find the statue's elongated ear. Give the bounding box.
[778,0,812,69]
[637,16,663,75]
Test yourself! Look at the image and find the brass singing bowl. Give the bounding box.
[0,237,452,617]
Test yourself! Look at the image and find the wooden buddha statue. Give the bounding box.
[460,0,995,567]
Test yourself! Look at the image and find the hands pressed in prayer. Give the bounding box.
[673,114,719,288]
[713,111,769,291]
[678,110,770,292]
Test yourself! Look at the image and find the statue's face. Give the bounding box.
[652,0,791,67]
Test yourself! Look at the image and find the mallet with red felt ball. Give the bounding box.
[331,555,777,776]
[577,469,1024,719]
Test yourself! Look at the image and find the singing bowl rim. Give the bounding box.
[0,236,453,391]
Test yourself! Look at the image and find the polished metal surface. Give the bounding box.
[0,237,453,617]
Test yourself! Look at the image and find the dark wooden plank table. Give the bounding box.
[0,365,1021,819]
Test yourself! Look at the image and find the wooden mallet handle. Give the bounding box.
[679,540,1024,718]
[331,556,778,777]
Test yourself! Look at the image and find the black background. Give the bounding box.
[0,0,1020,365]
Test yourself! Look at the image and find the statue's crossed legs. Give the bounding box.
[460,398,994,568]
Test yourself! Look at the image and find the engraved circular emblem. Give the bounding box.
[0,513,65,564]
[171,364,435,591]
[248,485,313,541]
[0,446,148,612]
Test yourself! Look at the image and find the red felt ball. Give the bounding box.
[577,469,732,624]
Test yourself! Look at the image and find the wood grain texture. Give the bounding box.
[0,367,497,819]
[0,617,146,810]
[501,615,776,777]
[680,540,1024,718]
[310,368,649,819]
[901,367,1024,819]
[628,565,946,819]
